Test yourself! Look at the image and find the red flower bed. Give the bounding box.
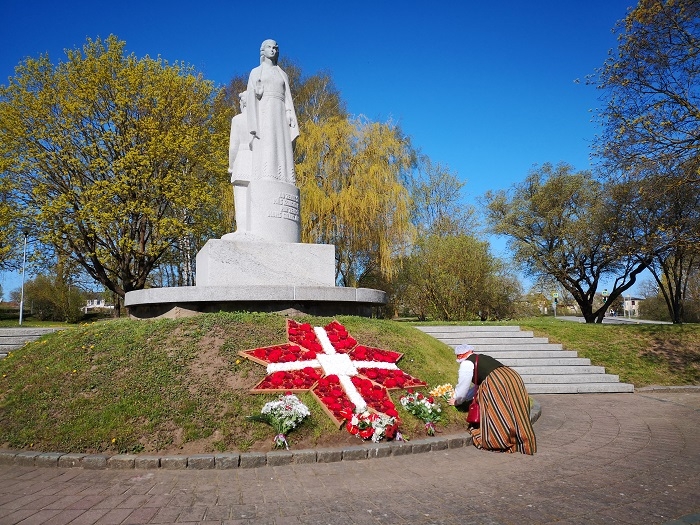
[254,367,322,391]
[356,367,426,389]
[312,374,355,423]
[323,320,357,353]
[242,343,318,363]
[350,345,402,363]
[350,376,399,418]
[286,320,322,353]
[238,319,428,431]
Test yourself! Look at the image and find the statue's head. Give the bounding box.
[259,39,279,63]
[238,91,247,110]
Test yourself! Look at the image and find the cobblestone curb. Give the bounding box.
[0,400,541,471]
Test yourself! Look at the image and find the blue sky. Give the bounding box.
[0,0,638,298]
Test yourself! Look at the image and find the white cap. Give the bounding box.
[454,344,474,355]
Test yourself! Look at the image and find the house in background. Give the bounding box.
[82,298,114,313]
[623,296,643,318]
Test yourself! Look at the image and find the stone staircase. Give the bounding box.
[416,325,634,394]
[0,328,60,358]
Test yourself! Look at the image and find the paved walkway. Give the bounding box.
[556,315,673,325]
[1,391,699,525]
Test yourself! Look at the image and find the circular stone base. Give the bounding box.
[124,285,387,319]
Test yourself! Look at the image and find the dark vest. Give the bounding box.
[467,353,503,384]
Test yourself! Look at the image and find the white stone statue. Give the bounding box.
[246,39,299,185]
[222,39,301,243]
[228,91,253,233]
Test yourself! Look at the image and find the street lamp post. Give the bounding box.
[18,228,28,326]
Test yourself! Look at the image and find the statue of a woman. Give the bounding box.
[246,39,299,185]
[228,91,253,233]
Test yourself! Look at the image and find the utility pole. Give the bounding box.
[18,228,29,325]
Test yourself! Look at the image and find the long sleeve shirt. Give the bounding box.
[454,359,477,405]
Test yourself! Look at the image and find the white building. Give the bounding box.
[82,298,114,313]
[623,296,642,318]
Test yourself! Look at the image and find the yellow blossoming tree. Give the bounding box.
[0,35,228,299]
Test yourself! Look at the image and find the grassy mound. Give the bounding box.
[2,313,698,456]
[0,312,466,454]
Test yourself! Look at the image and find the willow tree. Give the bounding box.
[0,36,227,298]
[295,116,414,286]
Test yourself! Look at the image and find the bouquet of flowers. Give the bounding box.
[341,409,400,442]
[247,393,310,449]
[429,383,455,402]
[399,390,442,436]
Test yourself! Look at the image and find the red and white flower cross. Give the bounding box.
[238,320,427,426]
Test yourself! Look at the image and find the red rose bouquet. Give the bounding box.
[342,409,399,442]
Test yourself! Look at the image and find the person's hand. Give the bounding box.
[447,396,456,406]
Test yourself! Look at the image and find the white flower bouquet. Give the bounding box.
[247,393,310,449]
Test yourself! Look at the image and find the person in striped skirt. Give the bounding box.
[448,344,537,455]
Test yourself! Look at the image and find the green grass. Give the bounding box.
[0,316,68,328]
[0,311,113,327]
[0,312,463,454]
[1,312,697,455]
[514,317,700,386]
[409,317,700,386]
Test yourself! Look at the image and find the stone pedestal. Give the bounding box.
[125,235,387,319]
[223,179,300,243]
[196,238,335,287]
[125,178,387,319]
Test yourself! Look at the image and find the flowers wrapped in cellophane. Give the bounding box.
[429,383,455,402]
[247,393,310,449]
[400,390,443,436]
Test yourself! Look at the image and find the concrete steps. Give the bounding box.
[0,328,59,358]
[416,325,634,394]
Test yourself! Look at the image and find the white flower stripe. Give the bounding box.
[316,353,357,376]
[265,326,392,415]
[314,327,337,355]
[266,360,320,373]
[338,374,367,412]
[353,361,399,370]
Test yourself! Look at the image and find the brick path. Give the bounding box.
[1,391,699,525]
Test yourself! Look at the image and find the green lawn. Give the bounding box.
[515,317,700,387]
[0,313,697,455]
[409,316,700,386]
[0,313,465,454]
